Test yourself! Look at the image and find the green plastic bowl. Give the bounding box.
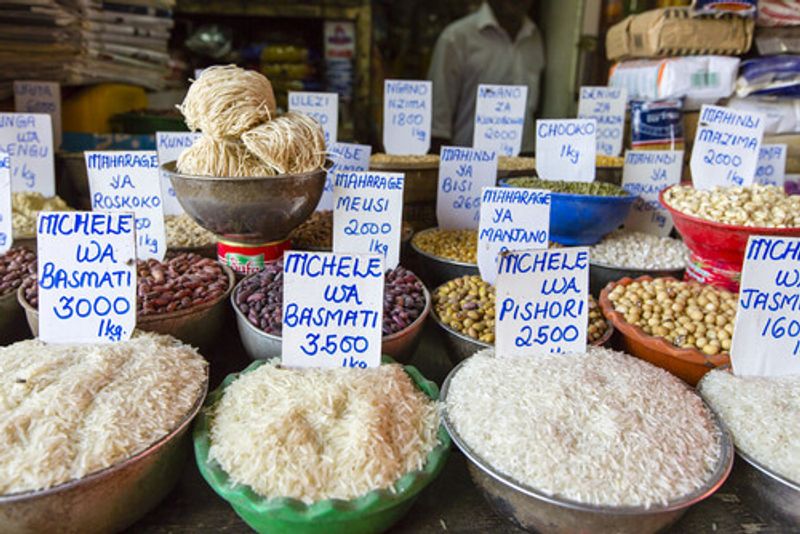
[193,359,451,534]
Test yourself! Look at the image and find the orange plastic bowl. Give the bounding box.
[659,185,800,269]
[599,275,730,386]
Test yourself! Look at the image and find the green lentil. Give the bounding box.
[504,177,627,197]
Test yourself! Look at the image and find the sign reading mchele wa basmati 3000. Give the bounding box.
[281,251,384,369]
[37,211,137,344]
[495,247,589,356]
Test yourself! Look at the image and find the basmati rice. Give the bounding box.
[445,347,721,508]
[207,361,439,504]
[0,332,207,495]
[699,369,800,484]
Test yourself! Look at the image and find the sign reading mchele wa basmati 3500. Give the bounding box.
[281,251,384,369]
[37,211,137,344]
[495,247,589,356]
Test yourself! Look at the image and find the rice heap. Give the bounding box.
[207,361,439,504]
[0,333,207,495]
[699,370,800,484]
[176,65,325,178]
[446,347,722,508]
[12,192,72,238]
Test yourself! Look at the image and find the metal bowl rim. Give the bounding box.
[410,228,478,269]
[589,260,686,273]
[16,263,236,324]
[440,357,735,515]
[161,160,330,183]
[735,447,800,492]
[231,268,432,344]
[0,368,209,503]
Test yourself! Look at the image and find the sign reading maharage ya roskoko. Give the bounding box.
[37,211,137,344]
[495,247,589,357]
[731,236,800,377]
[85,151,167,261]
[281,251,384,369]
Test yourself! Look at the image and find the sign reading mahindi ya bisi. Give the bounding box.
[281,251,384,369]
[477,186,550,285]
[730,236,800,377]
[494,247,589,357]
[437,146,498,230]
[36,211,137,344]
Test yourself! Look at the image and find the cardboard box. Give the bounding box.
[606,8,755,61]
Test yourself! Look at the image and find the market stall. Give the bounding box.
[0,1,799,533]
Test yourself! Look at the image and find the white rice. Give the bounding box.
[699,369,800,484]
[207,361,439,504]
[0,332,207,495]
[445,346,721,508]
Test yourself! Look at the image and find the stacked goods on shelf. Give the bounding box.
[260,44,320,111]
[606,7,754,154]
[0,0,174,98]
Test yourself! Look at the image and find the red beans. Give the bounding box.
[23,252,230,316]
[0,248,36,298]
[234,261,426,336]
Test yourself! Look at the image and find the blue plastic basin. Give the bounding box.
[498,179,636,246]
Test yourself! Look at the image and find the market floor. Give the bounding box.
[128,318,798,534]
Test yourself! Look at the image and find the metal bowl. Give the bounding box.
[0,289,29,345]
[440,360,735,534]
[19,264,235,350]
[232,277,432,363]
[162,161,326,243]
[410,228,479,287]
[734,449,800,526]
[590,261,685,298]
[0,372,208,534]
[431,307,615,364]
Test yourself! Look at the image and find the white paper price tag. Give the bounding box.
[690,105,765,190]
[755,144,787,188]
[383,79,432,155]
[14,81,61,148]
[495,247,589,357]
[155,132,202,216]
[319,142,371,211]
[622,150,683,236]
[333,171,404,269]
[477,186,551,285]
[577,86,626,157]
[37,211,137,344]
[0,113,55,196]
[85,151,167,261]
[281,251,384,369]
[536,119,597,182]
[289,91,339,145]
[0,154,11,254]
[473,84,528,157]
[437,147,497,230]
[730,236,800,377]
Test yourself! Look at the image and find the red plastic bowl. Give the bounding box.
[659,185,800,269]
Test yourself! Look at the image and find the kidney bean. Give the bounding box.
[23,252,230,316]
[233,260,426,337]
[0,248,36,298]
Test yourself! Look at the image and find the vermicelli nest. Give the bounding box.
[176,136,276,177]
[179,65,276,138]
[241,111,327,175]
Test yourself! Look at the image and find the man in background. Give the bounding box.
[427,0,545,153]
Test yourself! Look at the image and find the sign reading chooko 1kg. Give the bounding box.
[281,251,384,369]
[37,211,137,344]
[495,247,589,357]
[536,119,597,183]
[731,236,800,377]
